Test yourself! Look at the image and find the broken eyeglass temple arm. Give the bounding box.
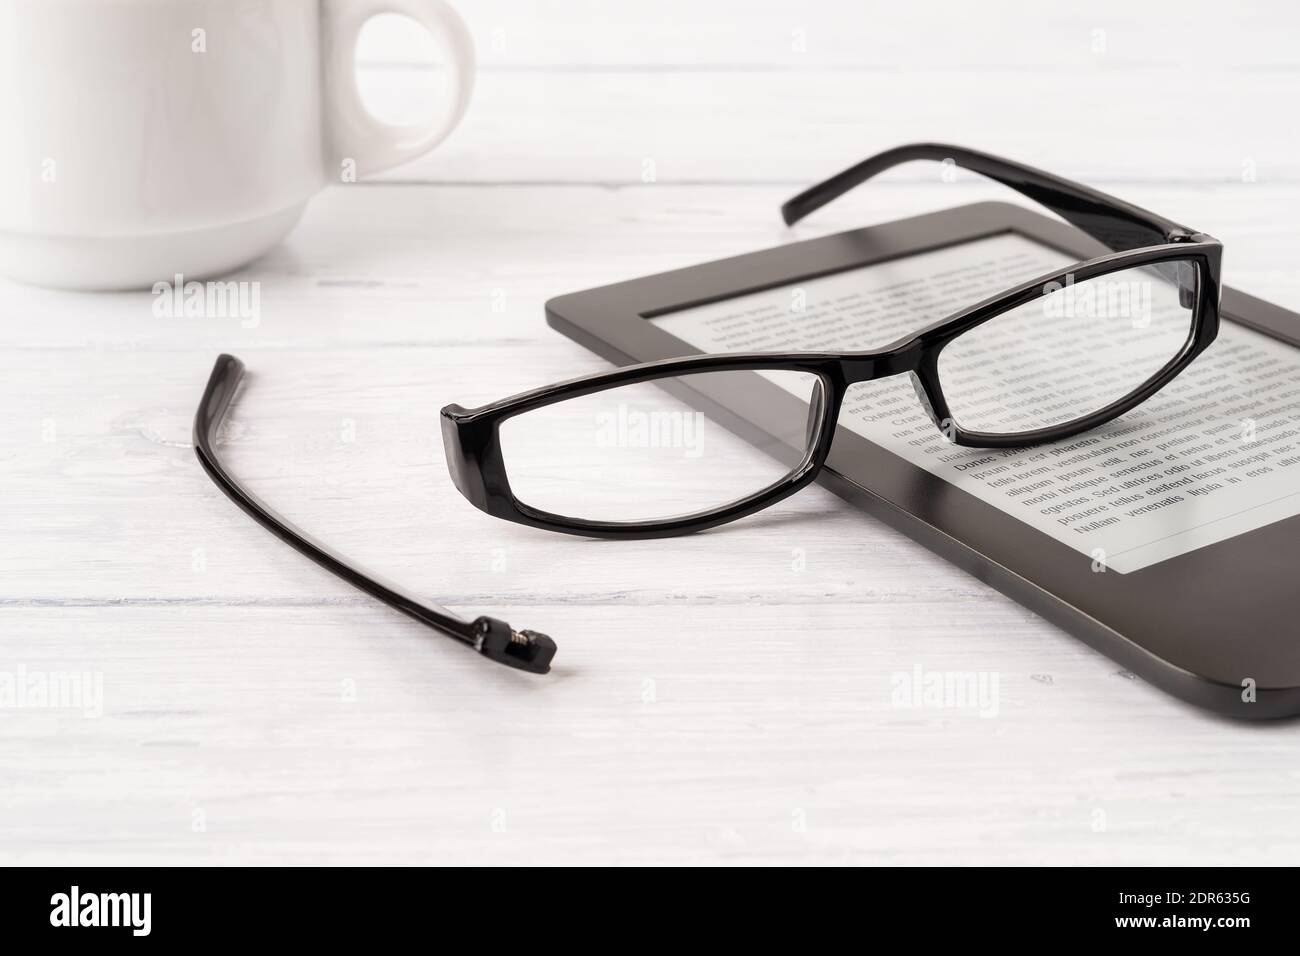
[192,354,556,674]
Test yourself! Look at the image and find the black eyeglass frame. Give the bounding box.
[442,144,1222,540]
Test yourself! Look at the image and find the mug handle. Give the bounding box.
[322,0,475,178]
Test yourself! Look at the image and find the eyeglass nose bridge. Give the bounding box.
[907,371,946,434]
[837,338,948,434]
[840,337,926,384]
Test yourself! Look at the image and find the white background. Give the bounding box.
[3,0,1300,865]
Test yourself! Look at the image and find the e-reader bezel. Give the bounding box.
[544,201,1300,718]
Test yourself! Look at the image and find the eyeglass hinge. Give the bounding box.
[472,616,556,674]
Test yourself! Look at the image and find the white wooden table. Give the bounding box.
[3,1,1300,866]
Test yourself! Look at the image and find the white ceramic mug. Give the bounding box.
[0,0,474,290]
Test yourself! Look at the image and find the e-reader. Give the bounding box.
[545,201,1300,718]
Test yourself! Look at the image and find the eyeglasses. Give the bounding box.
[443,145,1221,536]
[195,144,1222,674]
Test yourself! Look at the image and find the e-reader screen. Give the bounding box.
[649,232,1300,573]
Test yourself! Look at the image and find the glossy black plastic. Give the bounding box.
[444,143,1222,539]
[194,354,556,673]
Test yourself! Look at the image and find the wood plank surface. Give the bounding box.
[2,1,1299,865]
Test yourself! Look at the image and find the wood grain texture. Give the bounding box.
[358,0,1300,71]
[357,69,1300,184]
[3,1,1300,865]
